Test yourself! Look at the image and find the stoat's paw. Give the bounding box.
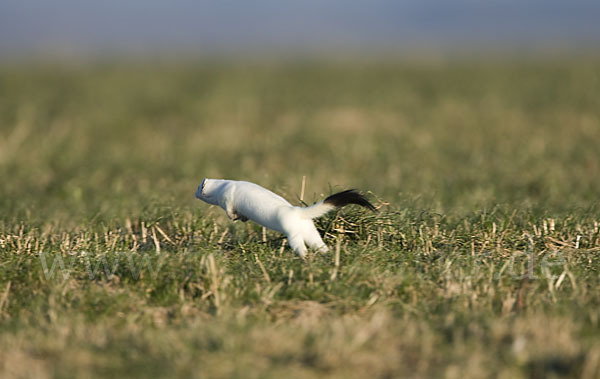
[225,208,237,220]
[227,208,248,222]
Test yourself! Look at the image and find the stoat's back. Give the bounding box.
[232,181,293,232]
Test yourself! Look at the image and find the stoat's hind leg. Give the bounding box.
[286,233,307,258]
[304,223,329,253]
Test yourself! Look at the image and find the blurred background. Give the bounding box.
[1,0,600,60]
[1,0,599,224]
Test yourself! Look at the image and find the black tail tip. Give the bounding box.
[324,189,377,212]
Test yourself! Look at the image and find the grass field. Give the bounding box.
[1,59,599,378]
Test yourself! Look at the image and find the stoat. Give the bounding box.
[195,179,376,257]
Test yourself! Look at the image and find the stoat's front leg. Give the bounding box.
[225,206,237,220]
[222,186,248,222]
[225,205,248,222]
[230,210,249,222]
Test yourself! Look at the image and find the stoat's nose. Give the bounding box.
[196,178,208,199]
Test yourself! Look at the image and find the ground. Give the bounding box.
[0,59,599,378]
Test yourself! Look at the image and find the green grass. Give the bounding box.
[1,59,599,378]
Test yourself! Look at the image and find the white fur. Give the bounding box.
[195,179,336,257]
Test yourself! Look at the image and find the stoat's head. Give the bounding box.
[195,178,223,205]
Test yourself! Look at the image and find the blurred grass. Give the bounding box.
[0,59,599,378]
[2,60,599,222]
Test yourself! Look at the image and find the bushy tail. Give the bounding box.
[299,189,376,220]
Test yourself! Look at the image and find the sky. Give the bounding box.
[1,0,599,59]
